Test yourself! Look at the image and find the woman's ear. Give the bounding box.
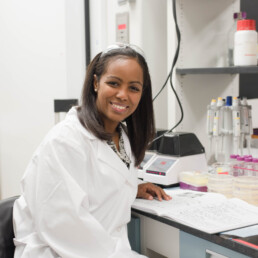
[93,74,98,92]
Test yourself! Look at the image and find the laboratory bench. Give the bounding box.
[129,208,258,258]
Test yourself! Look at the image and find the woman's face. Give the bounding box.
[94,57,143,133]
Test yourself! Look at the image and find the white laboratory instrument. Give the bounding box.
[139,132,208,186]
[142,153,208,186]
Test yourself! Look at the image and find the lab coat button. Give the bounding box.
[117,226,122,232]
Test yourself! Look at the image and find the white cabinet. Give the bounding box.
[131,212,180,258]
[180,231,249,258]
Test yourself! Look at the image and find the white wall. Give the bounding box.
[0,0,85,198]
[90,0,108,57]
[140,0,168,130]
[65,0,86,98]
[167,0,178,129]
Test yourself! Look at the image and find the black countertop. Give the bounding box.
[132,208,258,258]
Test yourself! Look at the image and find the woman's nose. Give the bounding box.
[116,87,128,100]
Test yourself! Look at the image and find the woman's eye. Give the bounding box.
[107,81,119,87]
[130,86,141,92]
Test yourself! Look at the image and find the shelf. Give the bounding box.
[176,66,258,75]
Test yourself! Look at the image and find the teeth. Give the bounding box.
[112,104,126,110]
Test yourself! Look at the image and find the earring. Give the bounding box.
[94,88,97,92]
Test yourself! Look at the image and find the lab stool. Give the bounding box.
[54,99,78,124]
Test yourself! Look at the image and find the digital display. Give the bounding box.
[138,153,155,170]
[146,157,176,174]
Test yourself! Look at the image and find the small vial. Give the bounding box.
[229,154,237,176]
[234,156,245,176]
[252,158,258,177]
[243,157,253,176]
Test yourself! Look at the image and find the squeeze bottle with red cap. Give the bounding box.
[234,19,258,66]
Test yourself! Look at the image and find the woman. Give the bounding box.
[13,43,171,258]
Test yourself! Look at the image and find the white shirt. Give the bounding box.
[13,107,147,258]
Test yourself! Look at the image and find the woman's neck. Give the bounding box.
[104,122,119,135]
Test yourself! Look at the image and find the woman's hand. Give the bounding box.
[137,183,172,201]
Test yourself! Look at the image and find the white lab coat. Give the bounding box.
[13,107,147,258]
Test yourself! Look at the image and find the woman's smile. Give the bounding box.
[110,101,129,113]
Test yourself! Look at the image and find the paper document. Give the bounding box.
[132,189,258,234]
[221,225,258,238]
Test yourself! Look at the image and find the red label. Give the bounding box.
[118,24,126,30]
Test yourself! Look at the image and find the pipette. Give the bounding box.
[213,97,224,161]
[207,99,216,162]
[232,97,241,155]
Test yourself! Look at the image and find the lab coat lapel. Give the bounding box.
[122,129,138,186]
[96,139,137,187]
[96,140,130,180]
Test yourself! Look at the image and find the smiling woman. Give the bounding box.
[94,58,143,141]
[78,44,155,166]
[13,43,171,258]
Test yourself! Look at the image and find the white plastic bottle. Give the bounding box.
[227,12,246,66]
[234,19,258,66]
